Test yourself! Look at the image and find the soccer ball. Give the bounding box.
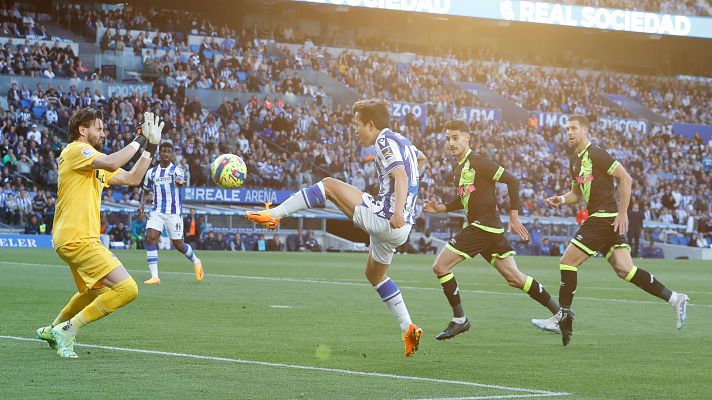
[210,154,247,189]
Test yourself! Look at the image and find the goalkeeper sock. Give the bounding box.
[52,286,109,326]
[270,182,326,218]
[72,277,138,328]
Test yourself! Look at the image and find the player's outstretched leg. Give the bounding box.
[431,246,470,341]
[36,286,109,348]
[52,268,138,358]
[608,247,689,329]
[367,254,422,357]
[247,177,364,230]
[246,181,326,230]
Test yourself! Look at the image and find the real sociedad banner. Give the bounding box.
[183,187,295,204]
[530,112,648,132]
[0,234,54,248]
[391,101,427,130]
[294,1,712,39]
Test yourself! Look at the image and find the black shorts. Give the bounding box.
[570,216,630,259]
[446,225,514,266]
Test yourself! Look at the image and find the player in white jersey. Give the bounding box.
[247,99,428,357]
[140,142,204,284]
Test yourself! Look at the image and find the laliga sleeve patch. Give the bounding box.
[377,138,394,159]
[82,146,95,158]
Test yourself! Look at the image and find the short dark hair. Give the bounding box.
[68,108,103,141]
[567,114,589,130]
[159,142,173,150]
[352,98,390,130]
[443,120,470,133]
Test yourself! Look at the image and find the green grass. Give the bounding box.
[1,249,710,399]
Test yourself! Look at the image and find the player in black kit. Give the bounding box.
[531,115,689,346]
[424,120,560,341]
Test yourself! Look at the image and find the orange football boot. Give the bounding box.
[245,202,280,231]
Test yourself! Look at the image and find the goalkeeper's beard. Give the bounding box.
[90,137,104,151]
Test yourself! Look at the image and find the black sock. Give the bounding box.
[559,265,578,309]
[626,267,673,301]
[525,278,560,314]
[438,273,464,318]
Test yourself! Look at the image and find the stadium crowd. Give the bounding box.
[1,4,710,248]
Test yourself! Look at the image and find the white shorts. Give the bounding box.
[352,193,412,265]
[146,212,184,240]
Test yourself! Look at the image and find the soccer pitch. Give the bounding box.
[1,249,710,399]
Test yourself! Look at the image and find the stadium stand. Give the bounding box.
[0,2,709,252]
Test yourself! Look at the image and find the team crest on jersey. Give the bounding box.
[82,146,94,158]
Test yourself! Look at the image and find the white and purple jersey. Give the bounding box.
[374,128,420,224]
[143,163,184,215]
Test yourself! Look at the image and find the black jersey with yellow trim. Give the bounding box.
[569,143,619,216]
[445,149,519,232]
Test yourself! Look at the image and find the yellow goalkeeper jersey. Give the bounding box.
[52,141,119,248]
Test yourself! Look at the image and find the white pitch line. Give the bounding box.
[1,335,568,398]
[2,261,710,309]
[415,394,568,400]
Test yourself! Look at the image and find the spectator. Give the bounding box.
[642,241,664,259]
[202,231,217,250]
[287,227,307,251]
[108,221,131,248]
[23,214,40,234]
[131,212,147,249]
[418,229,437,254]
[628,202,644,257]
[304,230,321,252]
[184,208,201,248]
[214,232,228,251]
[529,219,543,256]
[230,233,245,251]
[267,233,283,251]
[253,233,267,251]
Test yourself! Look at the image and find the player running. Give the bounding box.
[247,98,427,357]
[424,120,560,340]
[140,142,204,284]
[531,115,689,346]
[35,109,163,358]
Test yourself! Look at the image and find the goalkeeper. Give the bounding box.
[34,108,163,359]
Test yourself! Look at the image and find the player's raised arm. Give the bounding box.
[108,113,164,186]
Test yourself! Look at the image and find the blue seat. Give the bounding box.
[203,50,213,60]
[236,71,247,82]
[190,44,200,52]
[32,106,46,119]
[20,99,32,109]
